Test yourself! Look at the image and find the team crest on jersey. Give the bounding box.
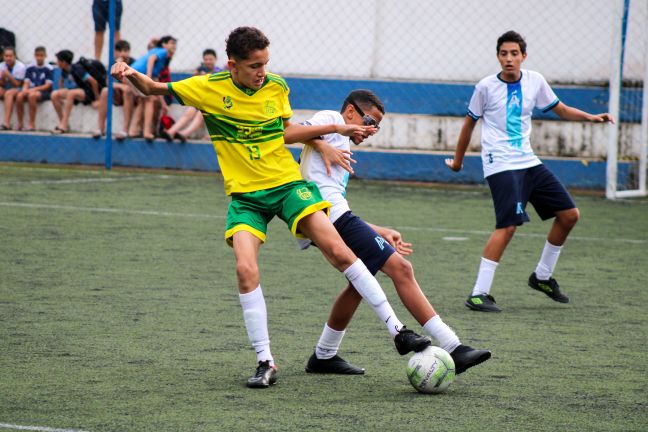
[296,187,312,200]
[264,100,276,115]
[223,96,233,110]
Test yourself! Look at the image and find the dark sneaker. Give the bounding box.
[305,352,365,375]
[246,360,277,388]
[394,326,432,355]
[450,344,492,374]
[528,272,569,303]
[465,294,502,312]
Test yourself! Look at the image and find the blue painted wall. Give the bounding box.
[0,133,634,190]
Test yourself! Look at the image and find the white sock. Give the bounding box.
[315,324,345,360]
[535,240,562,280]
[344,259,403,337]
[422,315,461,353]
[471,257,499,296]
[239,285,274,366]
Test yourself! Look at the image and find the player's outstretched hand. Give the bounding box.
[445,158,463,172]
[591,113,615,124]
[315,139,356,176]
[382,228,413,256]
[111,61,135,81]
[337,124,377,141]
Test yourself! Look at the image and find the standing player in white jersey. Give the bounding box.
[446,31,614,312]
[299,89,491,375]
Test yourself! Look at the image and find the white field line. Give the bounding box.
[0,201,644,244]
[0,422,89,432]
[1,175,172,185]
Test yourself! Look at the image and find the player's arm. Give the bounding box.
[551,102,615,124]
[303,137,356,175]
[110,61,169,96]
[366,222,413,256]
[283,119,376,144]
[445,115,478,172]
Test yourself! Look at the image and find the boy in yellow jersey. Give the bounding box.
[111,26,431,388]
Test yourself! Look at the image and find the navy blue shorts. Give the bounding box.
[333,211,396,275]
[486,164,576,229]
[92,0,123,32]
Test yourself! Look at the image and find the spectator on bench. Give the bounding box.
[0,46,27,130]
[93,39,134,140]
[51,50,106,134]
[15,46,53,131]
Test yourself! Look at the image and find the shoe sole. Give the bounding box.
[456,350,492,374]
[464,301,502,313]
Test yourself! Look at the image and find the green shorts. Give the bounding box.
[225,180,331,246]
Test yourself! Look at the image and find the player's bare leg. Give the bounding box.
[232,231,277,388]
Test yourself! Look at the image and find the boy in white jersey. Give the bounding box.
[112,27,431,388]
[446,31,614,312]
[299,90,491,375]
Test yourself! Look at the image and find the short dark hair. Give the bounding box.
[341,89,385,115]
[226,27,270,60]
[497,31,527,54]
[2,46,16,56]
[55,49,74,64]
[34,46,46,54]
[203,48,217,58]
[157,35,177,47]
[115,40,130,52]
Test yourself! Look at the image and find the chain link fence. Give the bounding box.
[0,0,646,184]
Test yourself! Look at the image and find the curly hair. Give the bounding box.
[226,27,270,60]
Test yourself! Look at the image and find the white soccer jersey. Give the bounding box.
[299,110,351,224]
[0,60,27,84]
[467,69,559,178]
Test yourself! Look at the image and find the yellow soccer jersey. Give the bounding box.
[168,71,302,195]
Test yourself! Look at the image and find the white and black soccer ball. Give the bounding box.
[406,346,456,394]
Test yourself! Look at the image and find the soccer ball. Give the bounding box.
[406,346,456,394]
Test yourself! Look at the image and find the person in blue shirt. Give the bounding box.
[15,46,53,131]
[127,35,176,141]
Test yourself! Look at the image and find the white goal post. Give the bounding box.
[606,0,648,199]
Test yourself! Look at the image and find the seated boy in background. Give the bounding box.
[15,46,53,131]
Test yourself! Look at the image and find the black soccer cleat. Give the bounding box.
[394,326,432,355]
[528,272,569,303]
[305,352,365,375]
[465,293,502,312]
[450,344,492,374]
[246,360,278,388]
